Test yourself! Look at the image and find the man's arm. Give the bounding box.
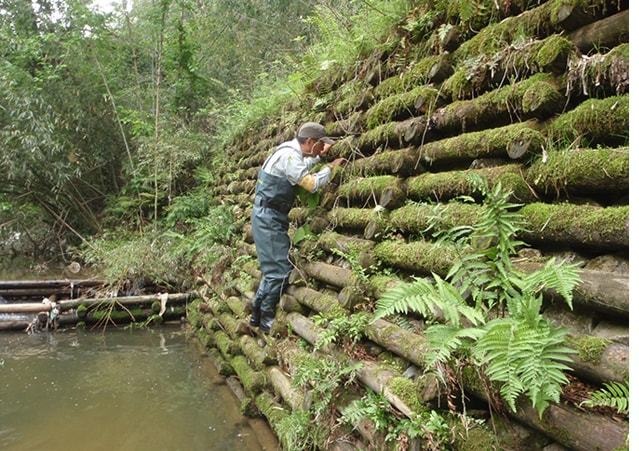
[297,158,346,193]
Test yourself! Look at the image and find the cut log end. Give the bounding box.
[507,138,533,159]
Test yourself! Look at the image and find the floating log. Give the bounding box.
[0,279,105,289]
[547,95,628,147]
[0,293,193,314]
[406,164,533,203]
[568,9,629,53]
[337,175,406,209]
[430,73,563,136]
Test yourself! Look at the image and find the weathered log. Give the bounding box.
[212,330,240,358]
[255,392,289,431]
[333,84,374,117]
[337,286,365,310]
[325,111,364,137]
[526,147,628,197]
[268,366,306,411]
[219,313,251,339]
[239,335,277,370]
[374,53,453,99]
[229,354,267,396]
[286,286,344,315]
[328,207,378,230]
[568,9,629,53]
[301,261,356,289]
[365,86,442,130]
[337,175,406,209]
[519,203,628,251]
[226,296,251,317]
[279,293,305,314]
[430,74,563,136]
[567,335,628,384]
[238,150,269,170]
[406,164,533,203]
[0,293,193,314]
[566,43,628,97]
[373,239,457,276]
[453,0,625,63]
[349,146,425,177]
[317,231,375,258]
[547,95,628,147]
[226,375,259,417]
[207,347,234,377]
[0,320,31,331]
[471,370,627,450]
[443,35,574,101]
[356,116,427,154]
[0,279,105,290]
[236,241,257,257]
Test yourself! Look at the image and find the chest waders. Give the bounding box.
[250,148,297,332]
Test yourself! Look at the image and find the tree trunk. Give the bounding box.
[301,261,355,289]
[568,9,628,53]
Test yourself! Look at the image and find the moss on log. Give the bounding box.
[301,261,356,289]
[316,231,376,268]
[356,117,427,154]
[567,335,628,383]
[526,147,628,197]
[328,207,377,230]
[406,164,532,202]
[268,366,306,411]
[239,335,277,370]
[213,330,239,358]
[207,348,234,377]
[337,175,406,209]
[431,73,563,135]
[365,317,431,368]
[365,86,442,130]
[519,203,628,250]
[226,296,251,318]
[324,111,364,137]
[229,354,267,396]
[388,202,481,235]
[420,121,545,166]
[349,146,425,177]
[374,53,452,99]
[453,0,623,63]
[255,392,289,431]
[219,312,251,339]
[567,43,628,97]
[547,95,628,147]
[443,35,574,101]
[287,285,345,315]
[373,240,457,276]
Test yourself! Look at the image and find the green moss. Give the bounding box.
[535,34,574,68]
[422,121,544,164]
[213,330,238,357]
[453,421,498,451]
[374,55,444,99]
[548,95,629,146]
[334,81,372,115]
[76,304,87,319]
[328,207,377,229]
[373,240,457,276]
[366,86,440,129]
[568,335,610,364]
[255,392,289,427]
[406,164,530,202]
[519,203,628,249]
[358,121,398,150]
[388,376,423,412]
[337,175,400,198]
[366,274,400,298]
[527,147,629,196]
[230,355,267,395]
[196,328,215,348]
[389,202,482,235]
[379,351,410,373]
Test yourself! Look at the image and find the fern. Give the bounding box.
[373,274,484,327]
[517,258,582,309]
[473,311,574,416]
[423,324,484,369]
[581,381,629,414]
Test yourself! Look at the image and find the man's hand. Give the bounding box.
[328,157,347,168]
[320,142,332,157]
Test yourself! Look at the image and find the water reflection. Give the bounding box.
[0,327,269,451]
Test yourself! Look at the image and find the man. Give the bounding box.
[250,122,346,333]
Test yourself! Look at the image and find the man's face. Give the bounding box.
[302,138,323,156]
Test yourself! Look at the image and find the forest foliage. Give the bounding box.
[0,0,413,270]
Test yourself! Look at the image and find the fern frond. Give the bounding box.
[581,381,629,414]
[520,258,581,309]
[423,324,484,369]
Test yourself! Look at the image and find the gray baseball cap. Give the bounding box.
[297,122,336,145]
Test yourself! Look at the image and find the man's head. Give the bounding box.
[297,122,335,157]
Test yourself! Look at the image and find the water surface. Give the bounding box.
[0,327,271,451]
